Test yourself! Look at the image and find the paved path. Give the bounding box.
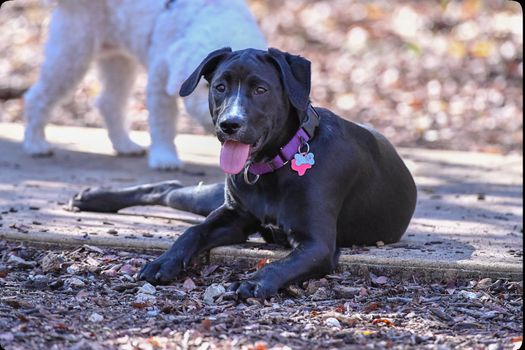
[0,123,522,279]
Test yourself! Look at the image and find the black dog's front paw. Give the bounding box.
[139,252,184,285]
[228,278,278,300]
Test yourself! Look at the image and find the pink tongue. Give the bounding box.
[220,141,251,174]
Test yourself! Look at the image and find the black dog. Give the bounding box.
[71,48,417,299]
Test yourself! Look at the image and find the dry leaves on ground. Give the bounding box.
[0,0,522,154]
[0,240,522,349]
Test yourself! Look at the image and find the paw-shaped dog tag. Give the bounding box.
[291,152,315,176]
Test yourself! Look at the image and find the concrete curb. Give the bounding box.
[211,247,523,281]
[3,230,522,281]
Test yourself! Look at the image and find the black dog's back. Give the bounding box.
[311,109,417,246]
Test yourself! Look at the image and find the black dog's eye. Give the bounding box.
[254,86,268,95]
[215,84,226,93]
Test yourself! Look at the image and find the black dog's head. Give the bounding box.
[180,48,311,174]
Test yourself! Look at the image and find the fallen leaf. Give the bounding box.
[286,284,304,297]
[131,302,148,309]
[471,40,494,58]
[364,302,381,313]
[366,4,385,20]
[333,285,361,298]
[256,258,270,270]
[4,299,21,309]
[462,0,481,17]
[101,264,122,278]
[86,256,101,268]
[183,277,197,291]
[449,40,466,59]
[200,319,213,331]
[475,277,492,290]
[147,337,162,347]
[325,312,359,327]
[246,298,262,306]
[372,318,395,327]
[254,342,269,350]
[119,264,137,276]
[54,323,69,330]
[101,254,119,263]
[16,314,28,323]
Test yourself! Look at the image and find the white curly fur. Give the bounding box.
[24,0,266,169]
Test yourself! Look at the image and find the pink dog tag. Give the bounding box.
[291,151,315,176]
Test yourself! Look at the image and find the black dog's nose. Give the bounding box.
[219,117,243,135]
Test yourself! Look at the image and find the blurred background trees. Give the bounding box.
[0,0,522,154]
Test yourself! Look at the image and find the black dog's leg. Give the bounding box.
[229,236,338,299]
[163,183,225,216]
[70,181,224,216]
[139,206,259,284]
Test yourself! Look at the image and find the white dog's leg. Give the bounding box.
[96,55,144,156]
[147,62,182,170]
[23,7,94,156]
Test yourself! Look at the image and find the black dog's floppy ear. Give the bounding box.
[179,47,232,97]
[268,48,311,111]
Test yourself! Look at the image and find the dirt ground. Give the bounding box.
[0,240,522,350]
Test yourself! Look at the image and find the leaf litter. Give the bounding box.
[0,239,522,349]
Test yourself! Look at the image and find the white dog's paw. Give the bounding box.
[112,138,146,156]
[23,137,54,157]
[148,148,183,170]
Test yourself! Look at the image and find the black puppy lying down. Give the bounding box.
[72,48,417,299]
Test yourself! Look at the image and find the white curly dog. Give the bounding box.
[24,0,266,169]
